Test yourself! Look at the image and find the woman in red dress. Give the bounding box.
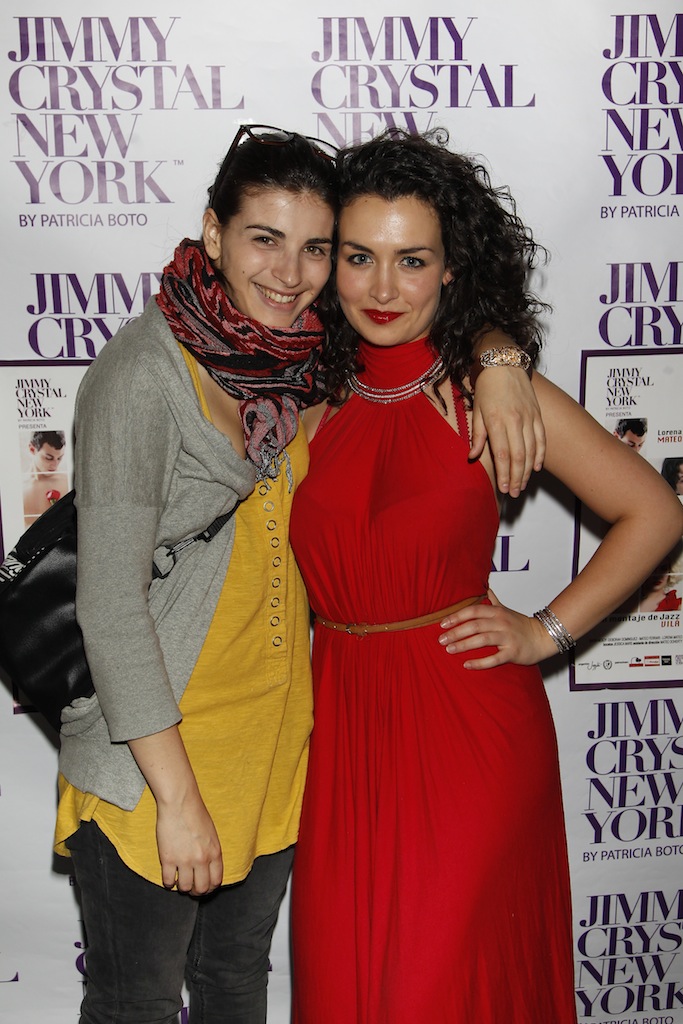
[289,131,683,1023]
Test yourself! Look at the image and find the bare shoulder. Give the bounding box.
[301,401,330,443]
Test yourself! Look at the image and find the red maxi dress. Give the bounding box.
[289,337,577,1024]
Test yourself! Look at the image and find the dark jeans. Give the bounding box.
[67,820,294,1024]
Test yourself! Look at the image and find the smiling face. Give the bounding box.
[203,187,334,328]
[335,194,452,348]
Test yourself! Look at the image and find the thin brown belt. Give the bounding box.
[314,594,484,638]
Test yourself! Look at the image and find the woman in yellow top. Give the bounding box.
[54,124,544,1024]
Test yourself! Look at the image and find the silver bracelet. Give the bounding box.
[533,606,575,653]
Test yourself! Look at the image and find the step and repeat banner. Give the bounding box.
[1,2,681,1021]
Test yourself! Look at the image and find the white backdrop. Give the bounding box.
[1,2,682,1021]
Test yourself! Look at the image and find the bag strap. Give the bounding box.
[0,488,240,584]
[152,501,241,580]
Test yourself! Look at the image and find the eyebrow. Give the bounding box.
[340,241,436,255]
[245,223,333,245]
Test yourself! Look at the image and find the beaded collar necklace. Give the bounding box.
[347,357,443,404]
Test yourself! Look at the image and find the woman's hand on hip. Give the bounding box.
[438,591,557,668]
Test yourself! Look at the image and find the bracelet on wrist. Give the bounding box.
[533,606,575,654]
[468,345,533,390]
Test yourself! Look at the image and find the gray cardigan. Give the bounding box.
[59,300,256,809]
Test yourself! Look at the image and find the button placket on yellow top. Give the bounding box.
[258,481,287,657]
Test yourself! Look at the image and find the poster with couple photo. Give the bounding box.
[571,348,683,690]
[0,361,90,562]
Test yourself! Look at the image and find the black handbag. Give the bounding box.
[0,490,238,732]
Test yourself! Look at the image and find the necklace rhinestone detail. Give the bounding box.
[347,357,444,404]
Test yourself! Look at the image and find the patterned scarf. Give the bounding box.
[156,239,325,485]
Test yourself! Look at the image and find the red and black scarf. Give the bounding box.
[156,239,325,485]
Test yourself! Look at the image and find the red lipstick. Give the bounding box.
[363,309,404,325]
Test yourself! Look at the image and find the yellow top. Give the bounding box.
[55,348,313,885]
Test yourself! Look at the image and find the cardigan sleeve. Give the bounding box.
[74,339,184,742]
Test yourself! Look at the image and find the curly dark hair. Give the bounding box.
[318,129,547,400]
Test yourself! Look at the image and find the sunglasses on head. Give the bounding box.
[208,124,338,208]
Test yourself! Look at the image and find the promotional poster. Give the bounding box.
[573,349,683,690]
[1,3,681,1021]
